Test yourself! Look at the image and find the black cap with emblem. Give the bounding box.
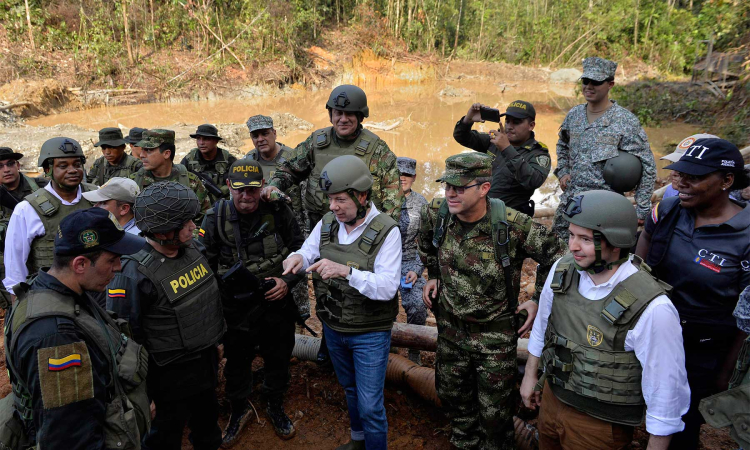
[55,208,145,256]
[228,158,263,189]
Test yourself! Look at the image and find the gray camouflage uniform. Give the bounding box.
[553,57,656,240]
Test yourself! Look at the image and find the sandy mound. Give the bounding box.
[0,79,81,118]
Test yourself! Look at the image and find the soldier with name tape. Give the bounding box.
[418,152,566,449]
[105,181,226,450]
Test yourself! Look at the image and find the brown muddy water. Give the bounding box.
[26,80,698,204]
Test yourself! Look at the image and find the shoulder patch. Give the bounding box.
[651,203,659,224]
[108,288,126,298]
[507,208,532,232]
[537,142,549,150]
[37,342,94,409]
[430,198,445,209]
[536,155,551,168]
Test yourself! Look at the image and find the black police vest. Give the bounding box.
[126,243,225,366]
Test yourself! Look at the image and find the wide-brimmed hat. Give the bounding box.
[189,124,222,140]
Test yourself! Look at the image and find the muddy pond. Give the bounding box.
[26,79,698,205]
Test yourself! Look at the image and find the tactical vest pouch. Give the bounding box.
[103,394,141,450]
[0,395,31,450]
[700,385,750,449]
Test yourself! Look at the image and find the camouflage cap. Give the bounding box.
[136,129,175,149]
[397,157,417,176]
[94,127,127,147]
[437,153,492,186]
[246,115,274,133]
[581,57,618,82]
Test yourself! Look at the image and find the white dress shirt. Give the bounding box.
[528,257,691,436]
[123,217,141,235]
[288,203,402,301]
[3,183,85,294]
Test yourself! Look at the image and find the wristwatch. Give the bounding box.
[346,266,353,281]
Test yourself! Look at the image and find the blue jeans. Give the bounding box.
[323,323,391,450]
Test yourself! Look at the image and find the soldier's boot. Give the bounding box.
[221,399,253,448]
[335,440,365,450]
[266,398,296,440]
[408,349,421,365]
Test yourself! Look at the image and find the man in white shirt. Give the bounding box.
[3,137,96,294]
[520,190,690,450]
[283,155,401,450]
[83,177,141,235]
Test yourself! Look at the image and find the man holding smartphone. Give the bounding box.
[453,100,551,216]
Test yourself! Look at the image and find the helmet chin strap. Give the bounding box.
[571,231,629,275]
[344,189,368,226]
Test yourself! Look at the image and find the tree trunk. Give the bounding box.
[477,0,486,58]
[633,0,640,52]
[24,0,35,50]
[150,0,155,44]
[122,0,134,64]
[451,0,464,58]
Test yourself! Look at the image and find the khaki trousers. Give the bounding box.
[538,381,634,450]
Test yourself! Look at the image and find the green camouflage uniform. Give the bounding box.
[418,153,566,450]
[247,144,309,317]
[268,126,403,225]
[553,57,656,240]
[87,154,143,186]
[180,147,237,203]
[130,129,211,223]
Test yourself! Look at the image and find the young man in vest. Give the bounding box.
[0,147,47,281]
[130,129,211,222]
[87,127,143,186]
[3,137,97,296]
[245,115,310,327]
[3,207,148,449]
[283,155,402,450]
[180,124,236,203]
[520,190,690,449]
[453,101,551,216]
[199,158,304,447]
[106,182,226,450]
[418,152,565,450]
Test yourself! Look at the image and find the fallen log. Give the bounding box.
[391,322,438,351]
[0,102,32,111]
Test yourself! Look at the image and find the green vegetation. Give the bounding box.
[1,0,748,83]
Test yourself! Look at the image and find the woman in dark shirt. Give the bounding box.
[636,137,750,450]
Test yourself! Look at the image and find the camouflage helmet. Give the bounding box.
[134,181,200,235]
[326,85,369,118]
[38,137,86,167]
[603,151,643,193]
[319,155,373,194]
[562,189,637,273]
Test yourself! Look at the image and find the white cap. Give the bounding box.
[660,133,719,162]
[83,177,140,204]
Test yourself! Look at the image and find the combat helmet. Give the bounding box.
[319,155,373,224]
[326,85,369,118]
[562,189,637,274]
[603,151,643,193]
[38,137,86,168]
[135,181,200,245]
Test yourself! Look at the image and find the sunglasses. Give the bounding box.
[443,182,482,194]
[581,78,611,86]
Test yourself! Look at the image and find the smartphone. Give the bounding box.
[479,106,501,123]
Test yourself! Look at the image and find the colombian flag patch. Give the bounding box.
[48,354,82,371]
[650,204,659,224]
[108,288,126,298]
[198,228,205,237]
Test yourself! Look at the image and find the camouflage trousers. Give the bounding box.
[400,258,427,326]
[436,321,518,450]
[293,212,311,318]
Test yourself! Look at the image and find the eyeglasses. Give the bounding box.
[443,182,482,194]
[0,161,17,170]
[581,78,610,86]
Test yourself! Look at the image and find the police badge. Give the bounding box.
[586,325,604,347]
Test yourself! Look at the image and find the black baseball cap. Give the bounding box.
[55,208,145,256]
[501,100,536,120]
[228,158,263,189]
[664,138,744,176]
